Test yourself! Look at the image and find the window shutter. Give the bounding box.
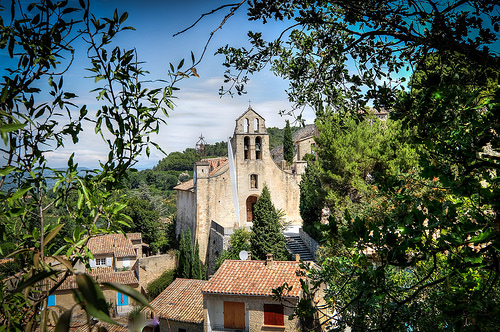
[106,257,112,266]
[89,259,96,268]
[264,304,284,326]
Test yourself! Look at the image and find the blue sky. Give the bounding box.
[15,0,315,169]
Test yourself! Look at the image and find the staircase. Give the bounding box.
[285,235,315,262]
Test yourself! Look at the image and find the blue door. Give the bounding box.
[47,295,55,307]
[118,292,129,306]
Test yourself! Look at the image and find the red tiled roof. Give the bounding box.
[201,157,228,175]
[174,179,195,191]
[149,278,207,324]
[49,319,129,332]
[202,260,305,299]
[87,234,136,258]
[54,270,139,291]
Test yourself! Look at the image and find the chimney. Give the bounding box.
[247,252,252,261]
[266,253,273,266]
[295,254,300,262]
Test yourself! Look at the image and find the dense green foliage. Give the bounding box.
[298,162,323,241]
[250,186,289,261]
[218,0,500,330]
[0,0,197,329]
[267,125,300,150]
[215,228,251,270]
[283,120,294,164]
[146,268,176,300]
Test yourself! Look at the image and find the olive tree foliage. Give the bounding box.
[207,0,500,330]
[0,0,198,330]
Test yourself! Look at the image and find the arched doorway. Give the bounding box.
[246,195,259,222]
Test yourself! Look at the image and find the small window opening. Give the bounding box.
[244,118,249,133]
[244,136,250,160]
[254,118,259,132]
[255,136,262,160]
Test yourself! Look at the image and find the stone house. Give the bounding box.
[49,233,144,318]
[202,255,306,332]
[174,107,307,267]
[48,267,140,317]
[144,278,208,332]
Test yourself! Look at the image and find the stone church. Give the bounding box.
[174,107,311,266]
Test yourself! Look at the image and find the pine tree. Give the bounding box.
[283,120,294,164]
[250,186,289,260]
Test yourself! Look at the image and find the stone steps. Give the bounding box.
[285,235,315,262]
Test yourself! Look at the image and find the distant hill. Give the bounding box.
[1,167,93,192]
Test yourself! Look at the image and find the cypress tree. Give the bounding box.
[193,240,202,279]
[177,231,186,277]
[183,227,194,278]
[283,120,294,164]
[250,185,289,260]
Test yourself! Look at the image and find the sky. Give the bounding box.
[0,0,315,170]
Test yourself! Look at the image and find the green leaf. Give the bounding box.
[43,224,65,247]
[0,166,15,176]
[0,123,26,134]
[54,308,73,332]
[76,274,118,325]
[102,282,152,309]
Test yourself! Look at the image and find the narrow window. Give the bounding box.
[264,304,284,326]
[244,118,249,133]
[250,174,258,189]
[254,118,259,132]
[255,136,262,160]
[244,136,250,160]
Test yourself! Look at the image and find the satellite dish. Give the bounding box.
[239,250,248,261]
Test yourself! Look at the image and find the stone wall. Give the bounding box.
[299,227,320,261]
[204,293,299,332]
[137,251,177,288]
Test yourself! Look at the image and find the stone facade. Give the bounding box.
[175,107,304,266]
[203,294,299,332]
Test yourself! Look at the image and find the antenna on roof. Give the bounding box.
[239,250,248,261]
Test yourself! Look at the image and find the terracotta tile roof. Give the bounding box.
[202,259,305,299]
[201,157,228,175]
[174,178,195,191]
[149,278,207,324]
[54,270,139,291]
[48,319,129,332]
[87,233,136,258]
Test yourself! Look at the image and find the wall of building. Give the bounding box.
[176,190,196,236]
[204,294,299,332]
[195,166,237,264]
[137,251,177,288]
[53,286,140,317]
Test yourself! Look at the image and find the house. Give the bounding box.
[174,107,307,269]
[49,233,144,318]
[202,255,307,332]
[145,278,208,332]
[48,267,140,317]
[84,233,141,271]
